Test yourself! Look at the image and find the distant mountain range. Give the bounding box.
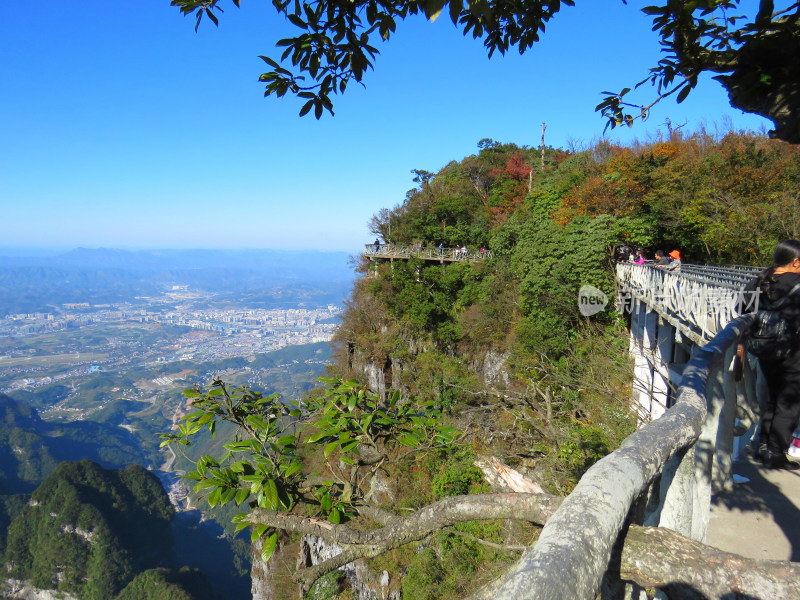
[0,248,355,314]
[0,247,354,281]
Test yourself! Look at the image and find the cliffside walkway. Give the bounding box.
[363,243,493,263]
[494,262,800,599]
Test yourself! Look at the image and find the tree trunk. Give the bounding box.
[620,525,800,599]
[247,491,800,599]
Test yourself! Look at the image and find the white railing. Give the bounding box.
[487,264,769,598]
[616,263,759,343]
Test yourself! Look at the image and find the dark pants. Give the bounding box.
[759,352,800,453]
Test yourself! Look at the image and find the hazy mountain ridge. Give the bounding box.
[0,248,354,315]
[0,248,353,281]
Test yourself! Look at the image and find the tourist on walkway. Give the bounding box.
[634,249,646,264]
[665,249,682,272]
[653,250,670,267]
[745,239,800,469]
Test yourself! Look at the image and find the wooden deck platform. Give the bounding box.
[363,244,492,263]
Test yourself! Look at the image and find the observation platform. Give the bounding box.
[363,243,492,263]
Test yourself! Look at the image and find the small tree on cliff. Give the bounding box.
[171,0,800,142]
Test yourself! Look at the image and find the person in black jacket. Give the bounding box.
[653,250,671,267]
[745,239,800,469]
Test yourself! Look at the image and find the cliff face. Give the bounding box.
[346,332,510,403]
[0,580,80,600]
[251,535,400,600]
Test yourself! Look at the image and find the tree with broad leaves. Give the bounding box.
[171,0,800,142]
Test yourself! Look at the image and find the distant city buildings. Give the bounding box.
[0,287,343,395]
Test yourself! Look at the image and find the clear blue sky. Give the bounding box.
[1,1,771,253]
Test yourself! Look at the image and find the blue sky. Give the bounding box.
[1,1,771,253]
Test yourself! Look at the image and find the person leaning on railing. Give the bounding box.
[665,249,682,272]
[743,239,800,469]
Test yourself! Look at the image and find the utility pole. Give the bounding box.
[530,122,546,193]
[540,122,546,172]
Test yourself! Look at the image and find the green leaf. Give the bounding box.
[449,0,463,24]
[305,431,328,444]
[207,486,222,508]
[320,493,333,512]
[284,462,303,478]
[221,487,237,505]
[193,478,219,492]
[235,488,250,506]
[251,524,269,543]
[299,99,314,117]
[340,440,359,453]
[264,479,279,509]
[235,520,250,533]
[361,414,373,431]
[260,532,279,563]
[259,55,281,69]
[324,440,339,458]
[398,433,420,448]
[328,507,341,524]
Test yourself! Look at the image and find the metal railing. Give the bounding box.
[616,262,760,342]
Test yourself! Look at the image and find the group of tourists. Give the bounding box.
[615,245,682,271]
[653,249,682,272]
[368,240,489,260]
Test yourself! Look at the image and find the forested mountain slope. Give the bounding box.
[316,131,800,595]
[336,132,800,398]
[0,393,144,495]
[2,460,219,600]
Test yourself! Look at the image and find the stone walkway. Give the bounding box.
[706,455,800,561]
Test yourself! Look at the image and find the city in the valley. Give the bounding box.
[0,284,342,424]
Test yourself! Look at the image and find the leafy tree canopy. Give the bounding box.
[171,0,800,142]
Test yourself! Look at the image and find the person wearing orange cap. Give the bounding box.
[664,250,682,272]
